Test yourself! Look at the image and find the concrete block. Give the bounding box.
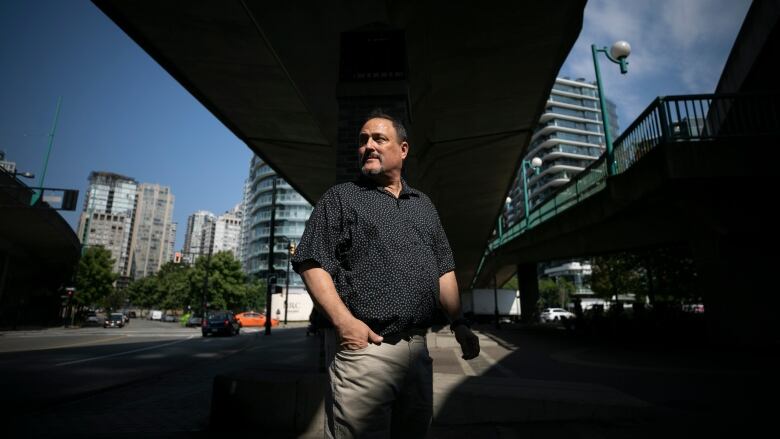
[210,369,325,434]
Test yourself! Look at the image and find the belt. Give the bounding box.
[382,327,428,344]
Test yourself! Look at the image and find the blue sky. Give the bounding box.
[1,0,750,250]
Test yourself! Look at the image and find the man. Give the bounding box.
[292,110,479,438]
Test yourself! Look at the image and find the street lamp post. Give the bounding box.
[521,157,543,226]
[591,41,631,176]
[265,178,278,335]
[494,196,513,329]
[276,236,296,326]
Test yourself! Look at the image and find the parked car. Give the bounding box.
[163,314,177,323]
[104,312,125,328]
[235,311,279,328]
[540,308,576,323]
[149,310,163,321]
[186,316,203,328]
[202,311,240,337]
[128,311,137,318]
[85,311,100,326]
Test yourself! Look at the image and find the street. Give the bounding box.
[1,318,319,436]
[1,319,777,438]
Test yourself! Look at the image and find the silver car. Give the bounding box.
[541,308,576,322]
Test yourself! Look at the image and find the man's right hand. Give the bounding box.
[336,317,383,350]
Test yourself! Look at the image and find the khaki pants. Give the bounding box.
[323,329,433,439]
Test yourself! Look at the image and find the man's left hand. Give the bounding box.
[454,325,480,360]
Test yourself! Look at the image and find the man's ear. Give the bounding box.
[400,141,409,160]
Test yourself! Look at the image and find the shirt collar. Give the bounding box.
[356,176,420,198]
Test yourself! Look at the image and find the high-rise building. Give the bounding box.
[505,77,618,226]
[242,155,313,287]
[237,180,252,268]
[77,172,138,276]
[183,210,216,262]
[0,150,16,174]
[212,204,243,258]
[128,183,176,279]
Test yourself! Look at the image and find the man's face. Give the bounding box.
[358,118,408,178]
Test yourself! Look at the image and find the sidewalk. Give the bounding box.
[423,323,775,438]
[222,325,752,437]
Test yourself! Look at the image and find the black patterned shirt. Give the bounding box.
[292,177,455,336]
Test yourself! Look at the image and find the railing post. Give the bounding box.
[657,97,670,142]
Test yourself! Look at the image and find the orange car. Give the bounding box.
[235,311,279,327]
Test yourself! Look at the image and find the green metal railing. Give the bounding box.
[473,93,780,284]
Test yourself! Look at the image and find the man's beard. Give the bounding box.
[360,152,383,176]
[361,165,384,176]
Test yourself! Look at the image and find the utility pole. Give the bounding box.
[265,178,277,335]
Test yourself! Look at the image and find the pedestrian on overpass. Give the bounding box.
[293,109,480,438]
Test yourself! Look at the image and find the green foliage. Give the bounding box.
[127,275,160,309]
[537,278,574,308]
[157,262,191,310]
[74,246,117,308]
[243,277,267,311]
[591,252,646,300]
[591,246,699,304]
[125,252,267,314]
[501,275,519,290]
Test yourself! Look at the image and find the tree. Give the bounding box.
[591,252,645,302]
[156,262,191,311]
[74,246,117,309]
[190,251,248,311]
[538,278,560,308]
[126,275,159,310]
[243,277,267,311]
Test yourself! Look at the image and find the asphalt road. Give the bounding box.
[1,318,319,437]
[2,318,777,438]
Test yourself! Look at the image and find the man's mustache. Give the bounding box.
[361,151,382,164]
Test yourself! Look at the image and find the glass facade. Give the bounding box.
[241,155,313,287]
[78,172,138,276]
[504,77,619,227]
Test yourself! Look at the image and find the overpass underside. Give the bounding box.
[92,0,586,289]
[477,135,780,344]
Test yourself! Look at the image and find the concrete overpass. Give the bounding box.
[473,0,780,344]
[92,0,587,290]
[0,170,80,326]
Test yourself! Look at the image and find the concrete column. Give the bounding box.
[335,27,410,184]
[517,263,539,324]
[692,231,777,346]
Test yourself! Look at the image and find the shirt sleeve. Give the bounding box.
[431,206,456,276]
[291,188,341,277]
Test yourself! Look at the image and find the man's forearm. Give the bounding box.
[299,265,353,327]
[439,270,463,321]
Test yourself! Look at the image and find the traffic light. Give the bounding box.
[61,189,79,211]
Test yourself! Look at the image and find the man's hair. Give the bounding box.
[361,109,408,142]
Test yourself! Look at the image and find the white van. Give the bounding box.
[150,310,163,321]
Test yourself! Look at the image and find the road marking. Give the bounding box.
[52,335,128,350]
[55,335,195,367]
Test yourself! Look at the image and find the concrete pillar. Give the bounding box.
[692,231,778,346]
[517,263,539,323]
[336,27,410,184]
